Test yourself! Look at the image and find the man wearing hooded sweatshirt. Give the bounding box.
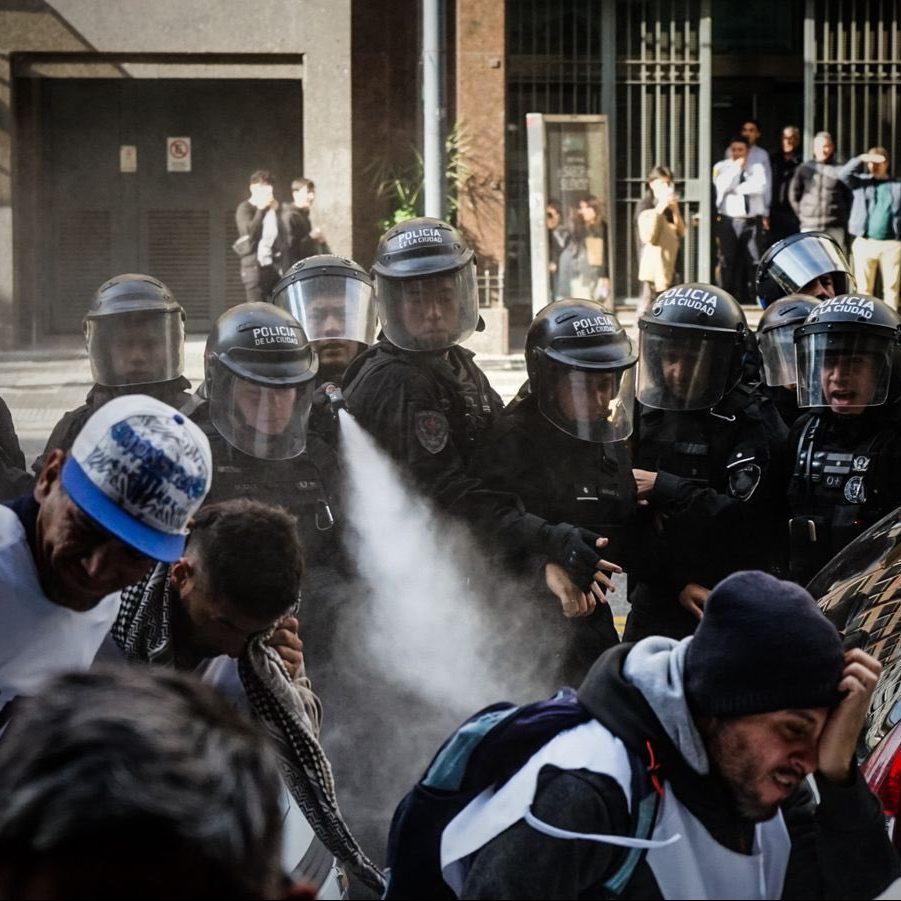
[448,571,897,900]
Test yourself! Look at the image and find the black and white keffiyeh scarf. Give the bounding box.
[114,563,385,894]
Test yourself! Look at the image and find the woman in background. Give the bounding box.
[635,165,686,314]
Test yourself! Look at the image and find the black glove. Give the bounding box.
[540,522,603,592]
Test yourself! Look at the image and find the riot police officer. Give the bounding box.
[756,231,855,307]
[36,274,192,468]
[473,299,638,684]
[272,254,377,383]
[627,282,788,640]
[272,254,378,444]
[184,302,340,564]
[787,293,901,585]
[343,217,614,597]
[756,294,818,427]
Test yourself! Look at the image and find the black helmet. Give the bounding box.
[371,217,478,351]
[755,232,855,307]
[83,274,185,387]
[794,293,901,412]
[637,283,748,410]
[756,295,818,387]
[204,303,318,460]
[527,299,637,442]
[271,254,377,362]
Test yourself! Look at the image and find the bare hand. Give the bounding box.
[678,582,710,620]
[861,152,887,164]
[762,216,770,231]
[633,468,658,501]
[817,648,881,782]
[266,615,304,680]
[310,227,325,242]
[545,562,597,618]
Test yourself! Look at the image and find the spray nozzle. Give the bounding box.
[322,382,347,422]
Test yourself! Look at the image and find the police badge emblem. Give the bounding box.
[844,475,867,504]
[414,410,449,454]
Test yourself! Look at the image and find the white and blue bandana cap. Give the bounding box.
[61,395,212,562]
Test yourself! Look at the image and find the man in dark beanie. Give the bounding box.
[439,570,899,899]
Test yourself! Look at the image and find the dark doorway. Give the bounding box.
[32,78,303,334]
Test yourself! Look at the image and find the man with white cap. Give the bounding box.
[0,394,211,725]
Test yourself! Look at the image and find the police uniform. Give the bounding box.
[627,283,788,641]
[787,293,901,585]
[343,339,503,511]
[185,396,341,565]
[343,217,610,593]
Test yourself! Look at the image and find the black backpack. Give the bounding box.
[383,688,663,899]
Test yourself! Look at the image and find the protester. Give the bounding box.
[0,395,211,721]
[441,571,897,900]
[282,177,329,267]
[768,125,802,243]
[107,498,384,895]
[0,666,291,900]
[556,196,611,307]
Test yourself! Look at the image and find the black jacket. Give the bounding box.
[32,379,194,475]
[0,397,33,501]
[463,643,899,900]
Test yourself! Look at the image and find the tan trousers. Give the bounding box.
[852,235,901,309]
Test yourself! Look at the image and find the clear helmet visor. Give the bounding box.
[274,275,377,346]
[377,265,479,351]
[537,360,636,442]
[85,310,185,387]
[759,326,800,387]
[796,332,892,413]
[769,238,855,298]
[209,369,315,460]
[637,329,737,410]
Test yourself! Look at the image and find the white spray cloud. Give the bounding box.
[337,410,562,717]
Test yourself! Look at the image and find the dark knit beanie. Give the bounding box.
[684,571,845,719]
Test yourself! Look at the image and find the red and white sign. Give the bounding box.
[166,136,192,173]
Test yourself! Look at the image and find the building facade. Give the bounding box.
[1,1,898,351]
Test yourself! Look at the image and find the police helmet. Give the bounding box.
[204,303,319,460]
[371,217,478,352]
[527,299,637,442]
[756,295,818,387]
[755,232,855,307]
[271,254,377,358]
[83,274,185,388]
[637,283,748,411]
[794,293,901,413]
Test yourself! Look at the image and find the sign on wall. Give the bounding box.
[166,136,192,172]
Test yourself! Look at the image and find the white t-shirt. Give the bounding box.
[0,505,121,718]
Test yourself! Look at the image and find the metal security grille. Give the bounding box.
[146,211,211,327]
[506,0,606,312]
[616,0,710,296]
[807,0,901,164]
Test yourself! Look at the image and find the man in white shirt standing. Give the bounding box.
[0,395,211,727]
[714,135,769,303]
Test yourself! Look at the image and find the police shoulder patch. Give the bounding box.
[728,462,762,501]
[414,410,450,454]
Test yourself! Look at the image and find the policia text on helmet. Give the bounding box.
[526,299,638,442]
[371,218,480,353]
[637,283,749,412]
[203,303,318,461]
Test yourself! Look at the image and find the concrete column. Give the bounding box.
[455,0,505,267]
[0,56,13,350]
[303,0,354,258]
